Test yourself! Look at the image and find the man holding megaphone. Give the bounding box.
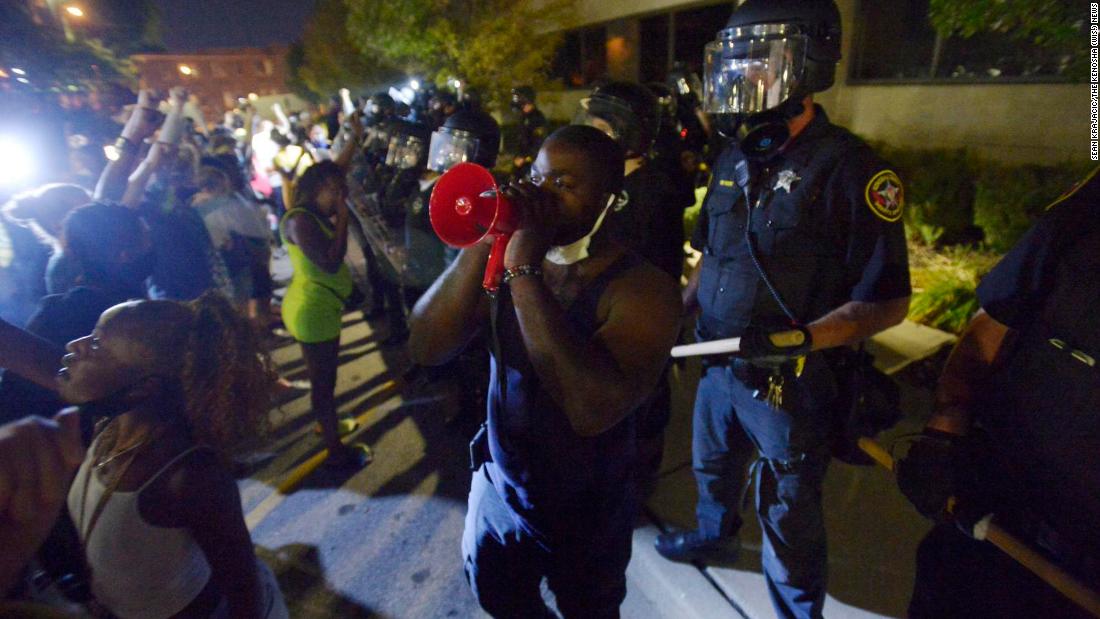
[409,125,682,617]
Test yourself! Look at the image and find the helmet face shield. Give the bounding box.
[363,125,392,156]
[703,24,807,115]
[385,133,426,170]
[427,127,479,173]
[575,95,652,156]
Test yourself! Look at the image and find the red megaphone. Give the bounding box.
[429,162,517,292]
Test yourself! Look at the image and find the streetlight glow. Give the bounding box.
[178,64,193,76]
[410,79,420,90]
[65,5,85,17]
[0,136,36,188]
[11,68,25,76]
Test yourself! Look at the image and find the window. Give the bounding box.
[550,25,607,88]
[639,13,670,84]
[850,0,1084,83]
[671,3,732,76]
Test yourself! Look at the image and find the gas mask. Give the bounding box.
[545,193,616,266]
[704,23,809,160]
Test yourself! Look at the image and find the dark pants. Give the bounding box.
[911,524,1095,619]
[462,465,632,619]
[299,338,342,451]
[692,364,832,619]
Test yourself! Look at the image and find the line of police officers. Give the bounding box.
[335,0,1099,615]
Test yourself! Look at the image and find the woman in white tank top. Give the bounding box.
[57,293,286,619]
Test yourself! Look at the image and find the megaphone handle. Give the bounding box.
[482,234,510,292]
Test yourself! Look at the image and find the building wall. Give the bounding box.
[130,47,295,127]
[539,0,1089,165]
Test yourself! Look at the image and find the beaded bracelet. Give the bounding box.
[502,264,543,285]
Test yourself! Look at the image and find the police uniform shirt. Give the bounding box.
[973,167,1100,550]
[976,167,1100,331]
[690,105,911,341]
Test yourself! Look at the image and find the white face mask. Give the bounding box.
[545,193,616,266]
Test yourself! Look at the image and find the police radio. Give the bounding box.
[429,162,517,292]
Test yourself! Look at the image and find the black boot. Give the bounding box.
[654,530,741,567]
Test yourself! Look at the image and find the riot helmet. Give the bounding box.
[646,82,678,125]
[511,86,536,112]
[429,91,458,128]
[575,81,659,159]
[427,109,500,172]
[364,93,396,126]
[704,0,841,159]
[363,117,400,162]
[384,120,431,171]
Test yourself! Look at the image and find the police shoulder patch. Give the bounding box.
[864,169,904,222]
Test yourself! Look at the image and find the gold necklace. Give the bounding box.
[93,436,153,470]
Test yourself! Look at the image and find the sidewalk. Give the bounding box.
[629,321,956,619]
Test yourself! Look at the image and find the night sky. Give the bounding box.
[155,0,318,51]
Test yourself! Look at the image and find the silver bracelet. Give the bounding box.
[502,264,543,285]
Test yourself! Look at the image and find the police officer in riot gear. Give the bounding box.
[666,63,710,155]
[895,168,1100,619]
[510,86,547,180]
[575,80,697,501]
[654,2,912,617]
[425,108,500,175]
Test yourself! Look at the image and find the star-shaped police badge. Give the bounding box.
[774,169,801,193]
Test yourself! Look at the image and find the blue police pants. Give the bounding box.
[462,465,632,619]
[693,364,831,619]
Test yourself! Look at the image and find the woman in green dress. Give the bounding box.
[281,161,371,467]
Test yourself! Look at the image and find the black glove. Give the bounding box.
[895,429,959,522]
[736,325,812,365]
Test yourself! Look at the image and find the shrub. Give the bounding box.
[972,161,1093,252]
[907,241,1002,334]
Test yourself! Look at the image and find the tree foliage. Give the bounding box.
[344,0,575,110]
[0,2,134,94]
[928,0,1082,48]
[85,0,165,55]
[288,0,403,101]
[928,0,1085,78]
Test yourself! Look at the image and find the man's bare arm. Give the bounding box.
[407,243,492,366]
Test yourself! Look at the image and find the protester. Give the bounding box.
[192,156,272,308]
[409,125,682,617]
[58,293,287,618]
[281,160,372,469]
[0,202,152,425]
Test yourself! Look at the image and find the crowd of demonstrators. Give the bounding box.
[0,84,311,616]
